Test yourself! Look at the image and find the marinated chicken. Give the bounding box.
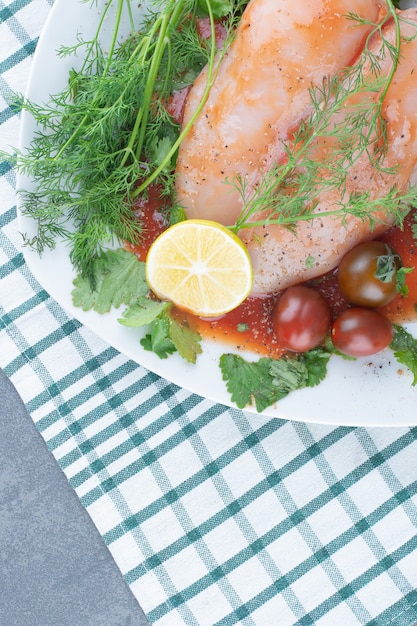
[241,9,417,293]
[175,0,384,224]
[175,0,417,294]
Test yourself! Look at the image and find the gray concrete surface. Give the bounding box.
[0,368,150,626]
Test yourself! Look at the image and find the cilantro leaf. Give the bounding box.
[220,347,333,412]
[395,266,413,297]
[149,135,176,173]
[197,0,234,19]
[219,354,288,412]
[269,348,330,394]
[141,316,176,359]
[390,325,417,385]
[119,297,171,327]
[269,358,309,394]
[72,249,148,314]
[169,317,202,363]
[140,310,202,363]
[302,347,333,387]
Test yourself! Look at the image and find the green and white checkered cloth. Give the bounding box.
[2,2,417,624]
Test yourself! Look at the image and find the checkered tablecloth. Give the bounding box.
[2,2,417,624]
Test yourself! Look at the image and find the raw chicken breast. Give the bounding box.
[175,0,384,224]
[241,9,417,293]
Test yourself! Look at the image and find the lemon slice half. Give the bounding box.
[146,219,254,317]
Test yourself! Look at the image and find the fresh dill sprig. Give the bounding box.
[230,1,417,235]
[12,0,238,280]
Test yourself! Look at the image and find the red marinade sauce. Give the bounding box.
[125,186,170,262]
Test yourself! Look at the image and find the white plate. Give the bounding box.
[17,0,417,427]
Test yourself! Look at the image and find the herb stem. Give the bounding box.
[134,13,170,161]
[132,0,219,197]
[103,0,125,77]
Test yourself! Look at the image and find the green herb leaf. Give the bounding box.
[149,136,176,173]
[305,255,316,269]
[141,316,177,359]
[71,249,148,313]
[13,0,221,278]
[169,317,202,363]
[118,297,171,327]
[390,325,417,385]
[219,354,285,412]
[197,0,234,19]
[220,346,334,412]
[395,266,413,297]
[375,246,398,283]
[269,358,309,394]
[301,348,333,386]
[139,309,202,363]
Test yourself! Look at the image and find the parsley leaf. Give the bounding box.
[302,347,333,386]
[141,316,177,359]
[395,266,413,297]
[197,0,234,19]
[219,354,285,412]
[220,347,334,412]
[141,311,202,363]
[390,325,417,385]
[148,135,176,174]
[169,317,202,363]
[72,249,147,313]
[119,297,171,327]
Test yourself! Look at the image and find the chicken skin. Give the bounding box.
[175,0,417,294]
[240,9,417,293]
[175,0,384,225]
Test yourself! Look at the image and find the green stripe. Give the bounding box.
[0,39,38,77]
[130,463,416,621]
[366,591,417,626]
[73,400,229,494]
[0,252,25,277]
[101,426,356,542]
[0,291,50,330]
[147,530,417,625]
[127,474,416,591]
[0,0,38,22]
[27,347,122,419]
[47,374,178,454]
[0,160,13,177]
[115,428,350,554]
[4,319,82,375]
[83,417,293,509]
[0,206,16,227]
[66,390,204,478]
[298,538,417,626]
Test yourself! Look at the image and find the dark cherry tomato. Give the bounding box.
[337,241,400,307]
[331,308,393,357]
[272,285,331,352]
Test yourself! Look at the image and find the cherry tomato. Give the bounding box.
[331,308,393,357]
[272,285,331,352]
[337,241,400,307]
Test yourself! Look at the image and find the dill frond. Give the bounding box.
[13,0,237,278]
